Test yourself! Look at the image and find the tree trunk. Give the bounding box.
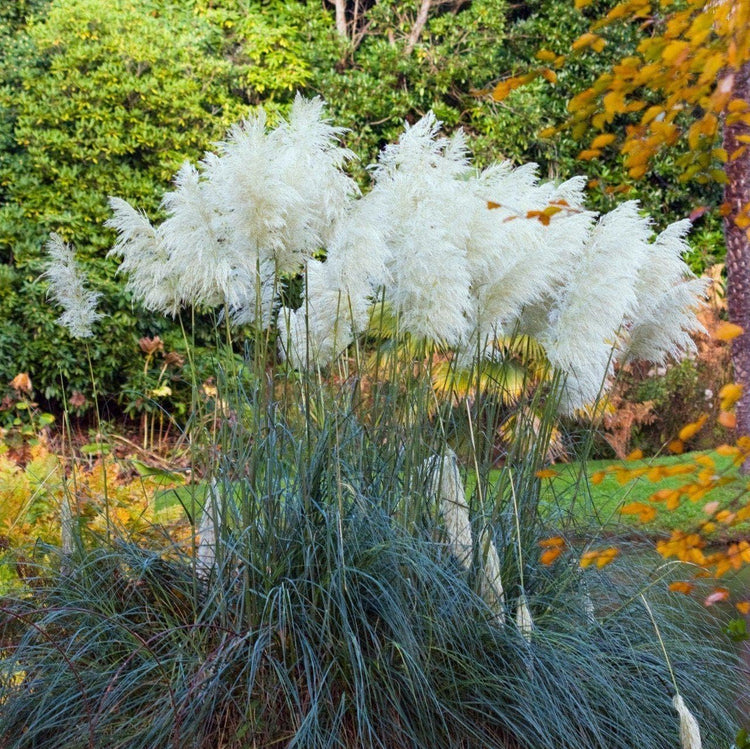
[723,60,750,468]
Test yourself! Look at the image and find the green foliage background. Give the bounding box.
[0,0,723,419]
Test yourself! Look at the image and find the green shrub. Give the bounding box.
[0,0,308,409]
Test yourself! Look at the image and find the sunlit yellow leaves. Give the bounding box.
[492,73,537,102]
[572,33,606,53]
[591,470,606,485]
[657,531,706,565]
[678,414,708,442]
[737,602,750,615]
[590,133,617,149]
[535,468,558,479]
[668,439,685,454]
[719,383,743,410]
[715,321,743,341]
[621,501,657,522]
[626,448,644,461]
[578,149,602,161]
[580,547,619,568]
[650,488,681,510]
[716,443,740,457]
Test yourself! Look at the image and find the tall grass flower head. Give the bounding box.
[43,233,102,339]
[108,96,357,326]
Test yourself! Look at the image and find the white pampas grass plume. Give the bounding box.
[43,234,102,338]
[479,528,505,624]
[625,220,708,364]
[106,197,180,315]
[428,449,472,568]
[196,480,220,578]
[365,114,476,345]
[673,694,702,749]
[516,593,534,642]
[541,202,652,412]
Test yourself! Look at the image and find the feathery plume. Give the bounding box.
[673,694,702,749]
[43,233,102,338]
[196,480,220,578]
[479,528,505,624]
[625,220,708,364]
[106,197,180,314]
[516,592,534,642]
[428,449,472,568]
[541,202,652,412]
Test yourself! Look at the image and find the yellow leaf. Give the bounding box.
[536,49,557,63]
[736,601,750,614]
[591,470,606,485]
[539,536,565,548]
[716,443,740,457]
[591,133,617,149]
[578,148,602,160]
[715,321,743,341]
[572,32,605,53]
[541,68,558,84]
[626,448,644,461]
[535,468,558,479]
[678,414,708,442]
[719,383,743,410]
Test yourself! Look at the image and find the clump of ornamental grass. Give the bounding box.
[0,378,739,748]
[10,97,738,748]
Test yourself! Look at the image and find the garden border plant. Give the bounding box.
[0,98,741,748]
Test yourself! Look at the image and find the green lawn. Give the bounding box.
[537,450,749,541]
[151,450,750,542]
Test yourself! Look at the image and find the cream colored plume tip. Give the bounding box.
[672,693,701,749]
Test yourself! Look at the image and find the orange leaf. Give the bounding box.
[626,448,644,461]
[668,439,684,454]
[736,601,750,614]
[716,321,743,341]
[539,536,565,548]
[487,201,502,210]
[704,588,730,606]
[669,581,694,594]
[541,547,563,565]
[718,411,737,429]
[536,468,558,479]
[591,470,606,485]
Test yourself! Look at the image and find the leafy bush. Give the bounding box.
[0,0,308,409]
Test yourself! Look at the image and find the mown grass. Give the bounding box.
[155,449,748,541]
